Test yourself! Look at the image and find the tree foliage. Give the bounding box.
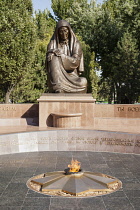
[11,10,56,103]
[93,0,140,103]
[112,32,139,103]
[0,0,36,103]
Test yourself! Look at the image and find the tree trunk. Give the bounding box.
[5,87,13,104]
[5,91,10,104]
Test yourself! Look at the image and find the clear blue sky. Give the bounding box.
[32,0,104,12]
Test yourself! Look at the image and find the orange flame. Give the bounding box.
[68,159,81,172]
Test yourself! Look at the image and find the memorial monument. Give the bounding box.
[46,20,87,93]
[38,20,96,128]
[0,20,139,155]
[0,18,140,208]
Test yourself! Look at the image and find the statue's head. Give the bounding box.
[58,26,69,41]
[55,20,71,41]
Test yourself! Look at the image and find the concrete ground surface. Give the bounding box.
[0,151,140,210]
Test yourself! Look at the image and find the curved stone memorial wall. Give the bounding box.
[0,129,139,155]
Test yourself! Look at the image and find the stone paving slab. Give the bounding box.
[0,151,140,210]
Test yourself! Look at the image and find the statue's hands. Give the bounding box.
[47,49,62,61]
[47,53,54,61]
[53,48,62,56]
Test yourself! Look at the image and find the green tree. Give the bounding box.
[11,10,56,103]
[51,0,75,20]
[98,78,113,103]
[94,0,140,103]
[0,0,36,103]
[89,52,100,98]
[34,10,55,40]
[112,32,140,103]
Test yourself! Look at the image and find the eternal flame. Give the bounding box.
[46,20,87,93]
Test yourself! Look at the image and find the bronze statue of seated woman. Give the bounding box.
[46,20,87,93]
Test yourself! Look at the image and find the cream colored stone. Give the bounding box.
[38,94,96,128]
[0,104,39,118]
[94,117,140,133]
[0,130,139,155]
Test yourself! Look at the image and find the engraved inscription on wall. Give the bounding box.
[37,136,139,147]
[0,106,16,111]
[0,136,139,148]
[117,106,140,112]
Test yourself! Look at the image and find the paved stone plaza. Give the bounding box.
[0,151,140,210]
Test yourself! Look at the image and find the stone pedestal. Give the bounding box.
[37,94,96,128]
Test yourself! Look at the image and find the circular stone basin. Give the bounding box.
[27,171,122,197]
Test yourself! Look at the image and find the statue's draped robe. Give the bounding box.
[47,20,87,93]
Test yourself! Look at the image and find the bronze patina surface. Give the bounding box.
[46,20,87,93]
[27,171,122,197]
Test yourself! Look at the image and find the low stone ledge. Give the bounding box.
[0,129,139,155]
[51,112,82,128]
